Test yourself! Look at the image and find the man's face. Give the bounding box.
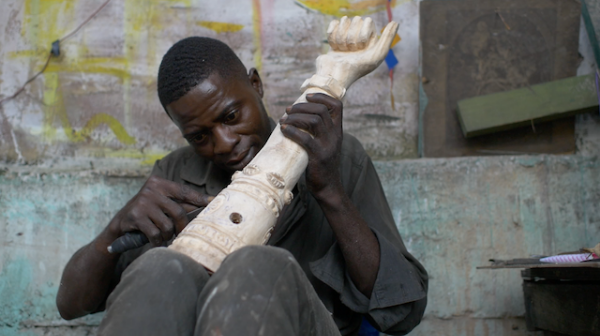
[166,70,272,174]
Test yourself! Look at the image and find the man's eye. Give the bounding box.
[224,110,239,123]
[190,133,207,144]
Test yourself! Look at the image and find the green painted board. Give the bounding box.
[419,0,580,157]
[457,74,599,138]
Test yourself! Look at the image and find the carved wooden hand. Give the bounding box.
[297,16,399,103]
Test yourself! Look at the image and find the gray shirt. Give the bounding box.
[117,132,428,335]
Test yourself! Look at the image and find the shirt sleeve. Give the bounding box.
[150,156,169,178]
[309,139,428,334]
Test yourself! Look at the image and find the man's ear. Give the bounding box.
[248,68,264,98]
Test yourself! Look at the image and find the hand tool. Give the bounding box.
[107,207,205,254]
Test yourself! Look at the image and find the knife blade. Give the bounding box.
[107,207,205,254]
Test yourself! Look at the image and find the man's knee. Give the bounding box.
[221,245,298,272]
[126,247,202,279]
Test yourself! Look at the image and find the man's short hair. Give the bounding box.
[157,36,248,110]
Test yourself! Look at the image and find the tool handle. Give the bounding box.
[107,207,205,254]
[107,232,149,254]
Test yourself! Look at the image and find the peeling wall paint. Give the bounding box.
[3,154,600,335]
[376,155,600,322]
[0,169,146,335]
[0,0,419,163]
[295,0,401,17]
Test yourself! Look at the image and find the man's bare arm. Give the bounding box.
[314,186,380,297]
[56,227,122,320]
[56,176,212,319]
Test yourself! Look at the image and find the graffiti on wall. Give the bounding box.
[1,0,403,164]
[296,0,397,16]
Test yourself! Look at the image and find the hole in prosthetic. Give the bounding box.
[230,212,243,224]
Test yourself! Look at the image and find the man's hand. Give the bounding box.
[280,93,343,198]
[106,176,212,247]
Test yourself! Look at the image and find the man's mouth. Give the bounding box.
[225,147,255,171]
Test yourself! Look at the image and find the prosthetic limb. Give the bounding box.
[169,16,399,272]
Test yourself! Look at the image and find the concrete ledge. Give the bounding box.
[1,154,598,335]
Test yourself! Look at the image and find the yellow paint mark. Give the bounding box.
[42,72,59,140]
[391,33,401,47]
[8,50,42,59]
[140,154,167,166]
[295,0,398,17]
[123,0,191,74]
[252,0,263,73]
[10,51,132,82]
[386,33,401,48]
[122,0,192,129]
[20,0,134,145]
[103,149,168,166]
[46,57,131,79]
[18,0,210,152]
[80,114,137,145]
[43,72,136,145]
[81,148,169,166]
[379,28,401,47]
[197,21,244,34]
[23,0,77,48]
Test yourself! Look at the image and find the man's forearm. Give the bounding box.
[56,228,120,320]
[314,185,380,298]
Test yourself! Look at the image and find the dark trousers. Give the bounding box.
[97,245,341,336]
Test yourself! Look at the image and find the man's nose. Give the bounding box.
[212,125,239,155]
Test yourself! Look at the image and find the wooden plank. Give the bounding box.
[457,75,599,138]
[522,282,600,336]
[521,267,600,281]
[478,262,600,269]
[419,0,581,157]
[543,332,571,336]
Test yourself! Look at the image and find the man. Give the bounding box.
[56,36,427,336]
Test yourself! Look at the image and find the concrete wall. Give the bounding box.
[0,0,420,163]
[1,0,599,335]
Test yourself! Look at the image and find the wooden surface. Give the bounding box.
[522,267,600,336]
[419,0,581,157]
[521,267,600,281]
[457,74,599,138]
[478,261,600,269]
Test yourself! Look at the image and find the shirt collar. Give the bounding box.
[179,149,231,196]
